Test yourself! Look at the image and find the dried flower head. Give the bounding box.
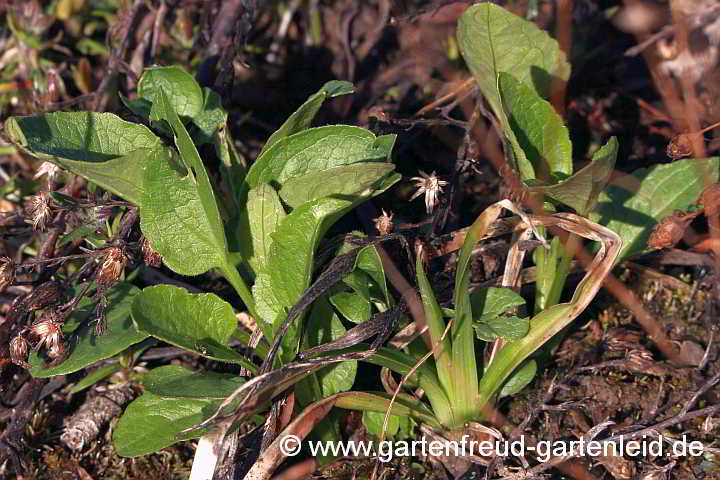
[372,210,394,236]
[33,162,60,182]
[141,237,162,267]
[9,335,30,368]
[0,256,15,293]
[27,192,52,230]
[409,170,448,214]
[29,316,64,355]
[97,247,127,290]
[648,210,701,250]
[699,183,720,217]
[666,133,697,160]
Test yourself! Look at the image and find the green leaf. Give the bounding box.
[113,393,218,457]
[531,137,618,215]
[138,66,204,119]
[246,126,396,190]
[5,113,161,205]
[305,298,357,396]
[499,72,572,181]
[473,316,530,341]
[363,410,399,437]
[354,244,392,306]
[457,3,569,180]
[139,147,228,276]
[457,3,569,117]
[591,156,720,261]
[192,88,228,145]
[70,363,123,393]
[329,290,371,324]
[470,287,526,323]
[131,285,256,371]
[279,162,396,209]
[30,284,148,377]
[236,183,287,276]
[261,80,355,154]
[142,365,246,399]
[499,359,537,398]
[333,391,441,430]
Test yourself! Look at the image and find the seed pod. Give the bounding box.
[141,237,162,267]
[666,133,697,160]
[0,256,15,292]
[23,281,63,312]
[9,336,30,368]
[29,314,64,355]
[372,210,394,236]
[648,210,701,249]
[96,247,127,290]
[26,192,52,230]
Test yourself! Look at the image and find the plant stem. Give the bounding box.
[220,263,257,319]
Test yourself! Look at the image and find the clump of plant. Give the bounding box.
[6,65,401,459]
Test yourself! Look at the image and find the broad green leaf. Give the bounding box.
[470,287,526,323]
[531,137,618,215]
[131,285,256,371]
[192,88,228,145]
[279,162,396,209]
[261,80,355,154]
[5,113,161,204]
[473,316,530,341]
[139,147,228,276]
[591,156,720,261]
[305,298,356,396]
[246,126,396,190]
[457,3,569,117]
[138,66,204,119]
[363,410,399,437]
[113,393,218,457]
[30,284,147,377]
[354,244,391,305]
[251,272,284,339]
[329,290,371,324]
[499,72,571,181]
[457,3,569,180]
[499,359,537,398]
[142,365,246,399]
[237,183,287,275]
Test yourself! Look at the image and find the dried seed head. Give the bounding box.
[9,335,30,368]
[648,211,700,249]
[27,192,52,230]
[373,209,394,236]
[29,315,64,354]
[409,170,448,214]
[24,281,63,312]
[33,162,60,182]
[699,183,720,217]
[0,256,15,292]
[666,133,697,160]
[97,247,127,290]
[141,237,162,267]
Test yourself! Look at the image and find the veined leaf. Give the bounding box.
[457,3,569,180]
[279,162,396,209]
[131,285,256,371]
[591,156,719,261]
[5,113,161,204]
[246,126,396,190]
[473,316,529,342]
[113,393,219,457]
[262,80,355,154]
[329,290,371,324]
[499,359,537,398]
[531,137,618,215]
[30,284,147,377]
[142,365,246,399]
[192,88,228,144]
[138,65,204,119]
[237,183,287,276]
[499,72,572,181]
[470,287,526,323]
